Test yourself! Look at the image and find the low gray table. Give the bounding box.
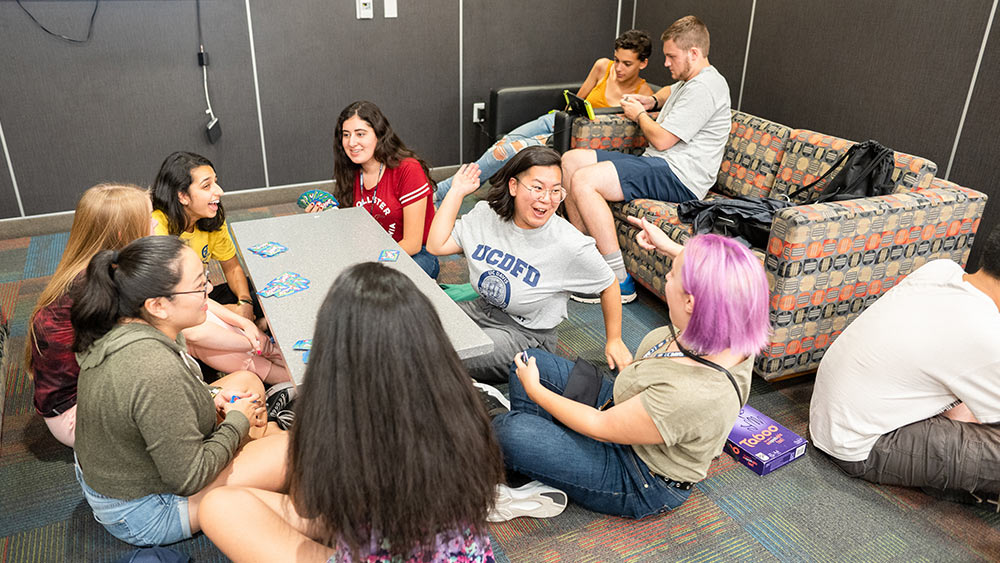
[231,207,493,385]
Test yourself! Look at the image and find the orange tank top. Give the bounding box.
[584,63,646,109]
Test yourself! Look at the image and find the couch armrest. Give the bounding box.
[566,112,653,155]
[759,186,987,380]
[488,83,582,140]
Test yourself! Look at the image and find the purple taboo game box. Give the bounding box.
[724,405,807,475]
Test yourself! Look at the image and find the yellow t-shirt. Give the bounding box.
[151,209,236,265]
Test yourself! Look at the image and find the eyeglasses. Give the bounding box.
[171,276,213,298]
[516,178,566,202]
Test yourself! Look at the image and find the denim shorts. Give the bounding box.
[596,150,696,203]
[74,461,192,546]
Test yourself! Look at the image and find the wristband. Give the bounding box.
[651,96,660,111]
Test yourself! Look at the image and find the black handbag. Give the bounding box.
[784,139,895,204]
[677,196,794,249]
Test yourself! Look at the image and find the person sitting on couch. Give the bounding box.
[561,15,731,304]
[809,226,1000,509]
[434,29,656,202]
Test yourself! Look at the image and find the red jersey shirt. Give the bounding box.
[352,158,435,245]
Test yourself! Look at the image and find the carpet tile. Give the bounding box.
[3,200,1000,562]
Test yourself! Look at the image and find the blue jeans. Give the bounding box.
[436,113,555,201]
[412,246,440,279]
[492,349,691,518]
[74,461,191,546]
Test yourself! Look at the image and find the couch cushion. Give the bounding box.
[768,130,855,201]
[769,129,937,201]
[716,112,792,199]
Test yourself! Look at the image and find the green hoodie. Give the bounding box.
[75,322,250,499]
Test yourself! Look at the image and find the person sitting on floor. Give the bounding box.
[199,262,503,562]
[306,100,441,279]
[427,146,632,383]
[71,235,287,546]
[151,152,289,383]
[152,151,261,322]
[27,184,154,448]
[435,29,657,202]
[561,16,731,304]
[809,226,1000,509]
[491,220,769,519]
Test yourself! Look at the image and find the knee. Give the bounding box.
[230,370,266,394]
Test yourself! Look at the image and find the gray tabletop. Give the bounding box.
[230,207,493,385]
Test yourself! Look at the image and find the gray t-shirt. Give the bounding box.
[451,201,615,330]
[643,65,731,199]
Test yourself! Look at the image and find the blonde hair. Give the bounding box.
[25,183,151,370]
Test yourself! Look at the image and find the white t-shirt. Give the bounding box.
[809,259,1000,461]
[450,201,615,330]
[643,65,731,199]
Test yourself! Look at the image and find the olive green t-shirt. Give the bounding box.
[613,326,752,483]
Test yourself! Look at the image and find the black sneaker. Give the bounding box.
[923,487,1000,512]
[273,409,295,431]
[266,382,296,420]
[473,381,510,419]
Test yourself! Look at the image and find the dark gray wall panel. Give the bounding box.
[740,0,990,167]
[461,0,618,163]
[0,1,265,216]
[250,0,459,184]
[633,0,752,104]
[0,145,18,220]
[948,10,1000,270]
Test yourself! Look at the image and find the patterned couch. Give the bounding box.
[561,111,987,381]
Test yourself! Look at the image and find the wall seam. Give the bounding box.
[245,0,270,187]
[0,119,24,217]
[945,0,997,180]
[459,0,464,161]
[615,0,622,38]
[737,0,756,112]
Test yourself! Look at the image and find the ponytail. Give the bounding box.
[70,236,187,353]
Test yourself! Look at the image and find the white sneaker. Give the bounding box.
[487,481,568,522]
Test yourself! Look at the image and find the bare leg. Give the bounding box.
[212,370,278,438]
[561,149,598,231]
[187,432,289,533]
[565,161,626,255]
[201,487,335,563]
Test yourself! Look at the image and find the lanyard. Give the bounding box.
[359,162,384,215]
[641,332,686,359]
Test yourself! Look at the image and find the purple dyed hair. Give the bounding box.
[679,234,770,357]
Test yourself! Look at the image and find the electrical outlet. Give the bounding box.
[472,102,486,123]
[356,0,373,19]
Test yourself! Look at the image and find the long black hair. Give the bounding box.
[70,236,187,352]
[151,151,226,235]
[332,101,436,207]
[287,262,503,557]
[486,145,562,221]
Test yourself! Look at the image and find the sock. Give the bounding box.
[603,251,627,282]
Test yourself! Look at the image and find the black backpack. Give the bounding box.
[784,139,895,204]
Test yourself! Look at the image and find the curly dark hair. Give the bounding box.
[615,29,652,61]
[332,101,436,206]
[287,262,504,558]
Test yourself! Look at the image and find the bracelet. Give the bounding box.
[651,96,660,111]
[237,298,253,306]
[209,386,223,399]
